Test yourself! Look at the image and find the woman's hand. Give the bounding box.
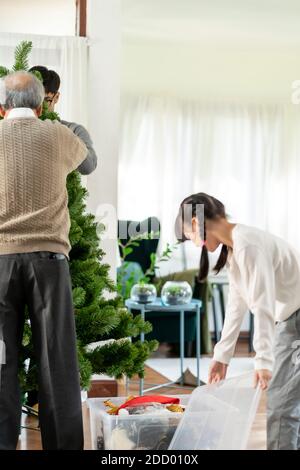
[208,360,228,384]
[253,369,272,390]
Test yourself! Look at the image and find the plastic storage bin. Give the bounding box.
[88,395,190,450]
[169,372,261,450]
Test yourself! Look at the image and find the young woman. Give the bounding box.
[175,192,300,450]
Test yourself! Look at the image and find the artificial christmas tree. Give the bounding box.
[0,41,158,402]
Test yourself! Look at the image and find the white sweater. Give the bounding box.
[213,224,300,371]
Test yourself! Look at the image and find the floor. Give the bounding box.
[18,339,267,450]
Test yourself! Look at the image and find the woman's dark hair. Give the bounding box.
[175,193,228,281]
[29,66,61,94]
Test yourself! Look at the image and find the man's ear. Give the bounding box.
[0,106,5,118]
[36,105,43,117]
[54,92,60,104]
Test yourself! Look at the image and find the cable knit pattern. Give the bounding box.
[0,117,87,256]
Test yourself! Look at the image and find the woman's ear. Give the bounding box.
[191,217,199,233]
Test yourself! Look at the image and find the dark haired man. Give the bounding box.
[29,65,97,175]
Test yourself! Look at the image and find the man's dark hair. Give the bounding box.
[29,65,60,94]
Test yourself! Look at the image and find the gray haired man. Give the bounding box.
[0,71,87,450]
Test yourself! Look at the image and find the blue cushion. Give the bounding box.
[117,261,144,297]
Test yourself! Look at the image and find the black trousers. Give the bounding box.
[0,252,83,450]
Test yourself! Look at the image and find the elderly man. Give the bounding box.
[0,71,88,450]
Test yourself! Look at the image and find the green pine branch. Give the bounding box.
[111,308,154,339]
[75,303,122,344]
[86,339,158,380]
[13,41,33,71]
[0,66,10,78]
[40,101,60,121]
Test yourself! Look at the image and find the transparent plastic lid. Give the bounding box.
[168,372,261,450]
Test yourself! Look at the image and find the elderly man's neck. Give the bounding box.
[0,107,42,119]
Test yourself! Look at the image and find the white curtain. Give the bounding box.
[119,95,300,274]
[0,32,88,126]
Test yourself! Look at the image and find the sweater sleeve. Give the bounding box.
[61,121,98,175]
[213,281,248,365]
[235,246,276,371]
[58,123,88,173]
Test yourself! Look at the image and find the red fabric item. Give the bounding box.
[117,395,180,414]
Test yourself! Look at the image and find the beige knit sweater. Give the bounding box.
[0,117,88,256]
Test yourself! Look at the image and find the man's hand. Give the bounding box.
[253,369,272,390]
[208,360,228,384]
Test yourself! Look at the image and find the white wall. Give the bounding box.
[122,0,300,103]
[123,41,300,103]
[0,0,76,36]
[87,0,120,280]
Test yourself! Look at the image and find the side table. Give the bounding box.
[125,298,202,395]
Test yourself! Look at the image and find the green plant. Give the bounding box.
[165,285,184,296]
[132,283,153,293]
[117,231,179,299]
[1,41,158,400]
